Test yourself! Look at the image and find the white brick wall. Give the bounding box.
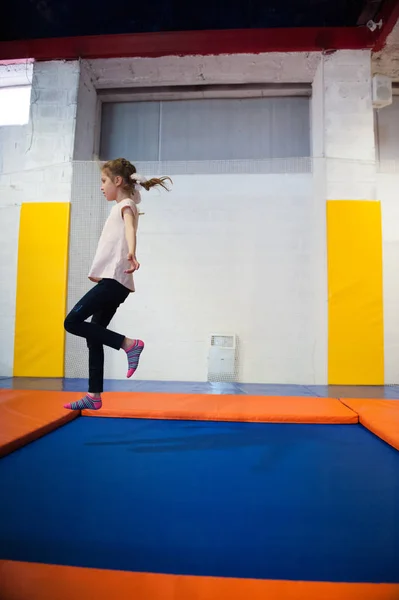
[0,60,80,376]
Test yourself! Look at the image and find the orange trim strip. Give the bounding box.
[339,399,399,451]
[82,392,358,423]
[0,390,358,457]
[1,561,398,600]
[0,390,81,457]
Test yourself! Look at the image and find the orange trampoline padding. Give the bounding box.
[82,392,358,424]
[340,399,399,451]
[0,389,81,458]
[1,561,399,600]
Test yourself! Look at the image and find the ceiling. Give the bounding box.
[0,0,398,60]
[2,0,379,41]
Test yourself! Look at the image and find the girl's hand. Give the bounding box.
[124,253,140,273]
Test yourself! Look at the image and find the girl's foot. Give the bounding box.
[64,393,102,411]
[123,339,145,378]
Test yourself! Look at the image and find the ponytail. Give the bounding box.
[131,174,172,192]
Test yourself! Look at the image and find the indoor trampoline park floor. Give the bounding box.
[0,378,399,600]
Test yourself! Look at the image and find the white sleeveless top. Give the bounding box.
[89,198,138,292]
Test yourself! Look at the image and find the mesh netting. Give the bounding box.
[65,162,110,381]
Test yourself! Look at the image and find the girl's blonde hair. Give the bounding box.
[102,158,172,195]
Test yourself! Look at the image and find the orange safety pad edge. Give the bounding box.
[0,390,81,458]
[1,561,399,600]
[82,392,358,424]
[339,399,399,451]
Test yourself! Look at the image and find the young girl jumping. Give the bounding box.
[63,157,171,410]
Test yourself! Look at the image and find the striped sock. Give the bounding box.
[64,394,102,411]
[125,340,144,378]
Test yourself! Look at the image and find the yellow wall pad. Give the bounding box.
[81,392,358,424]
[14,202,70,377]
[327,200,384,384]
[339,399,399,452]
[1,561,398,600]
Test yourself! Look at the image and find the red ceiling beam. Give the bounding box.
[0,27,376,62]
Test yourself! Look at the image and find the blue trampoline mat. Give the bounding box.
[0,417,398,582]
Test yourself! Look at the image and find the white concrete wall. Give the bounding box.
[0,60,80,377]
[0,204,20,376]
[0,61,80,205]
[372,20,399,81]
[312,50,376,200]
[2,49,397,383]
[73,61,97,161]
[62,52,328,384]
[380,169,399,384]
[88,53,321,88]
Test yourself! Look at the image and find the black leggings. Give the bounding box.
[64,278,130,393]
